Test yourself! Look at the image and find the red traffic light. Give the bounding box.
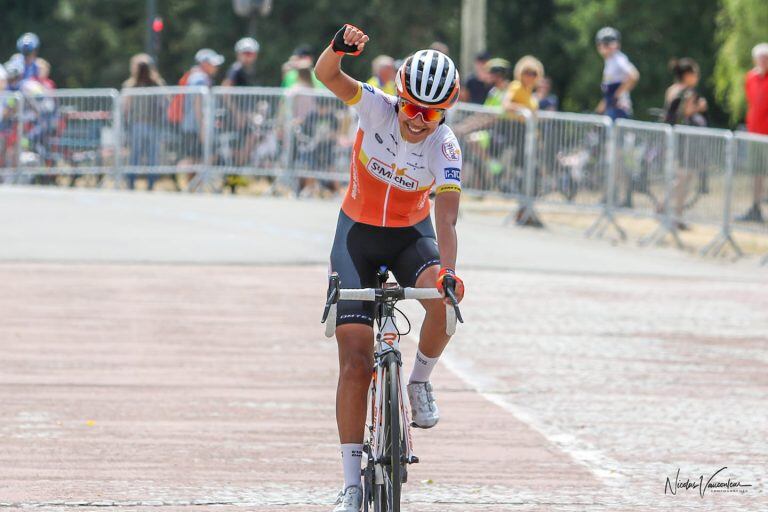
[152,17,164,33]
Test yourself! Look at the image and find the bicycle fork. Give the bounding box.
[368,314,417,484]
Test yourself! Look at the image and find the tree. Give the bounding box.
[714,0,768,123]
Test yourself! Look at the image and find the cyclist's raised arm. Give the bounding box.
[315,24,369,103]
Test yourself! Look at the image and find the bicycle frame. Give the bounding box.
[369,292,416,482]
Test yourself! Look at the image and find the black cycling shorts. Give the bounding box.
[330,210,441,327]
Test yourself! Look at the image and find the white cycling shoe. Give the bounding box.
[407,381,439,428]
[333,485,363,512]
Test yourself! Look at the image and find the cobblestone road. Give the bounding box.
[0,188,766,511]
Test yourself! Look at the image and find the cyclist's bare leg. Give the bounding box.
[415,265,450,358]
[335,323,374,443]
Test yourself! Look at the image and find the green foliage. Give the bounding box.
[0,0,755,126]
[553,0,721,122]
[714,0,768,123]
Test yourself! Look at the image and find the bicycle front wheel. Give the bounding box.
[385,354,402,511]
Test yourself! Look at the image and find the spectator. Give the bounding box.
[298,100,341,197]
[366,55,396,95]
[122,53,165,190]
[535,77,558,111]
[461,51,491,104]
[286,61,324,196]
[595,27,639,120]
[221,37,259,194]
[287,61,317,120]
[282,45,324,88]
[737,43,768,223]
[503,56,544,227]
[663,58,707,126]
[4,60,24,92]
[15,32,41,80]
[0,62,18,169]
[482,58,511,107]
[221,37,260,193]
[481,58,512,181]
[503,55,543,114]
[222,37,259,87]
[178,49,224,171]
[35,58,55,90]
[661,58,708,230]
[451,58,512,190]
[429,41,450,55]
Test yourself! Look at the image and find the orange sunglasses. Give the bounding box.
[398,98,445,123]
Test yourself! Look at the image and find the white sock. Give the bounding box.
[340,443,363,488]
[409,349,439,384]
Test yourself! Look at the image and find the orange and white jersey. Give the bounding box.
[342,82,462,227]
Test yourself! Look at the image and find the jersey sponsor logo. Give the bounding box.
[441,140,461,161]
[363,83,374,94]
[367,157,418,191]
[350,145,360,199]
[444,167,460,181]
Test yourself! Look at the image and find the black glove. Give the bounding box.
[331,24,364,56]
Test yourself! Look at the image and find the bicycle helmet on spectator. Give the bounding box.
[595,27,620,45]
[17,33,40,55]
[235,37,259,54]
[396,50,460,109]
[4,59,24,80]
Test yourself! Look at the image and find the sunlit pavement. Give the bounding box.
[0,187,765,511]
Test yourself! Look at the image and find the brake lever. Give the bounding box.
[321,286,337,323]
[444,286,464,323]
[321,273,340,324]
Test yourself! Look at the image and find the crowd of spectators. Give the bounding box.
[1,28,766,221]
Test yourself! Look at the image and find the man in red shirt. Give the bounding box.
[738,43,768,222]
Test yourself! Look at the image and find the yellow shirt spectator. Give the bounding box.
[505,80,539,111]
[366,76,396,96]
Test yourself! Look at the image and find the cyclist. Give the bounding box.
[14,33,41,80]
[595,27,639,120]
[315,24,465,511]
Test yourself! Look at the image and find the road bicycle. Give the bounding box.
[321,266,463,512]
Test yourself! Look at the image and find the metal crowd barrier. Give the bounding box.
[449,103,532,199]
[532,111,612,214]
[210,86,285,177]
[1,86,767,262]
[120,86,210,190]
[10,89,119,185]
[592,119,673,243]
[731,131,768,263]
[276,88,355,194]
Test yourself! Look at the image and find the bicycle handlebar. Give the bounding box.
[338,287,442,301]
[321,273,462,338]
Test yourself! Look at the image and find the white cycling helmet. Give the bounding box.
[235,37,260,54]
[396,49,460,109]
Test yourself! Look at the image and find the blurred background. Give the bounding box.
[0,0,766,125]
[1,0,767,260]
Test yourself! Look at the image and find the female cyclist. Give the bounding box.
[315,24,465,511]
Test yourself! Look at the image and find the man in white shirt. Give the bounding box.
[595,27,639,120]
